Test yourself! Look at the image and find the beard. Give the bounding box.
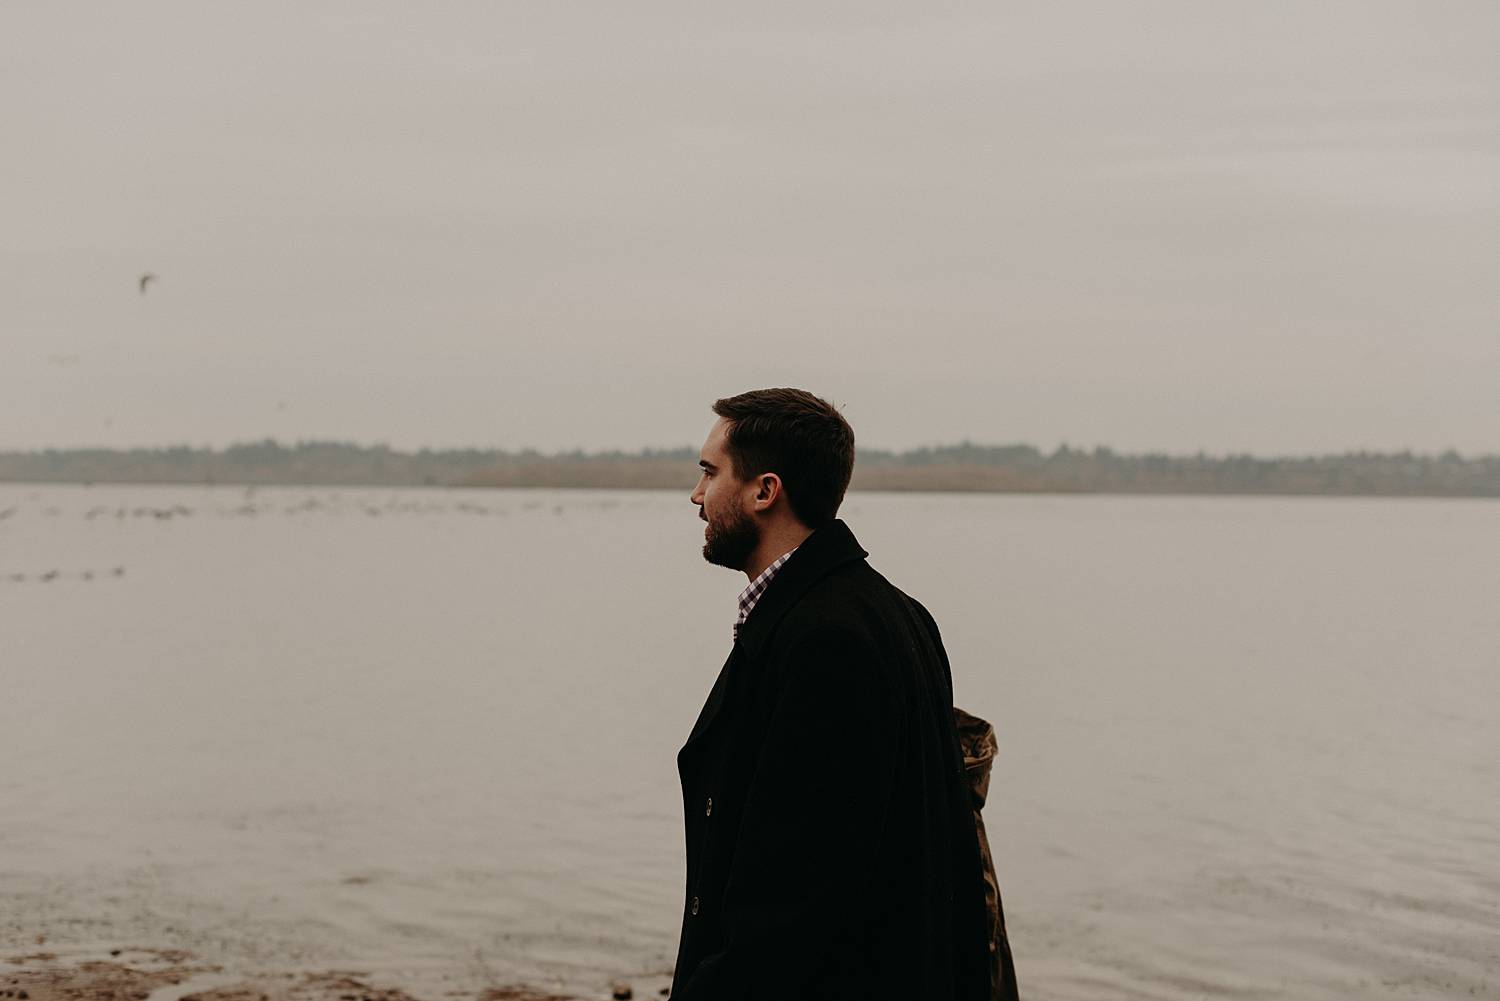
[701,504,759,571]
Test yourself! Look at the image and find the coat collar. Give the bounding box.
[733,518,869,661]
[681,519,868,756]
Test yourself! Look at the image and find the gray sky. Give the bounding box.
[5,1,1497,454]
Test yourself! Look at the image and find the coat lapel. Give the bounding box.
[732,519,868,662]
[682,646,739,751]
[680,520,870,756]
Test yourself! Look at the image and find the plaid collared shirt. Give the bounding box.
[733,548,798,641]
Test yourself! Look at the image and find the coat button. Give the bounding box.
[705,796,713,817]
[691,896,700,915]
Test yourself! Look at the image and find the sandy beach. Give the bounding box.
[1,945,661,1001]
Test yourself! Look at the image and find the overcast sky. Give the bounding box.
[4,2,1497,454]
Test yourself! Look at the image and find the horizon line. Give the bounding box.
[3,437,1497,463]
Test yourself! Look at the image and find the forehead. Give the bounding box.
[699,417,731,460]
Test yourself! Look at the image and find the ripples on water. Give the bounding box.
[2,485,1497,999]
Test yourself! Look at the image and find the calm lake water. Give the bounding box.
[3,485,1497,999]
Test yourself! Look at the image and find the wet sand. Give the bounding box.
[1,947,637,1001]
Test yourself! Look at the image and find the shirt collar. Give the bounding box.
[733,547,798,640]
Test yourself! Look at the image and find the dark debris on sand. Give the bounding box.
[3,950,643,1001]
[3,950,215,1001]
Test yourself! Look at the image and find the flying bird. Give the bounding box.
[138,272,157,295]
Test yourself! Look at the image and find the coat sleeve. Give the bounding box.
[672,624,900,1001]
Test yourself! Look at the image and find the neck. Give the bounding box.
[744,520,815,580]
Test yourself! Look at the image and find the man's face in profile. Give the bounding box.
[692,419,760,572]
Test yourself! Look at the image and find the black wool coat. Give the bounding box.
[671,520,997,1001]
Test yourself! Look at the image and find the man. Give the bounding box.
[672,388,1016,1000]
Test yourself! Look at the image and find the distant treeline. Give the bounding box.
[3,439,1499,497]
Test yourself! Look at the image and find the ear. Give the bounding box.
[751,473,782,511]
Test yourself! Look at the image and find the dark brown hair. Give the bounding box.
[712,388,855,528]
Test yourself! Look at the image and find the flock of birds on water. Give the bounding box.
[7,566,126,584]
[0,490,639,585]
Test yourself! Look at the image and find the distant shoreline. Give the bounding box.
[2,441,1500,498]
[3,440,1499,498]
